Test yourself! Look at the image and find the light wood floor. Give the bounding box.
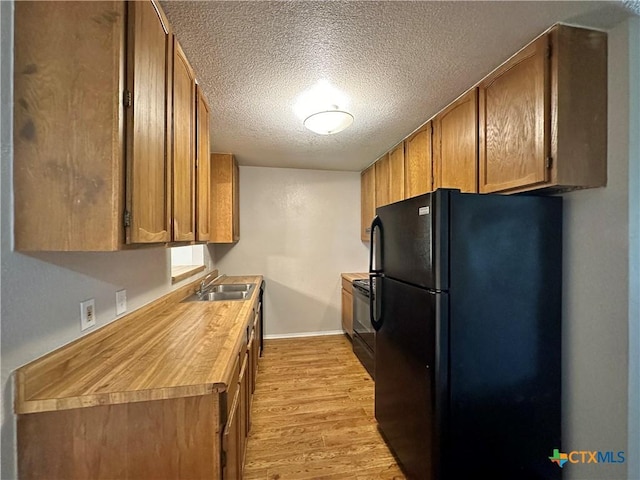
[243,335,406,480]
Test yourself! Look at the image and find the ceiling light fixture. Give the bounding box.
[295,80,354,135]
[303,105,354,135]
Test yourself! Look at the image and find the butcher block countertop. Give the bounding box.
[341,272,368,283]
[14,274,263,415]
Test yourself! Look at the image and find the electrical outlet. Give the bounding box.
[80,299,96,331]
[116,289,127,316]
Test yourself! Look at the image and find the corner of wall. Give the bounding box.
[627,15,640,480]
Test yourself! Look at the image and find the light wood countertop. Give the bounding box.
[14,275,263,415]
[341,272,368,283]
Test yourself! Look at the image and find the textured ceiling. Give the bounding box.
[161,1,637,172]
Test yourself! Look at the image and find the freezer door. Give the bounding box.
[375,277,445,480]
[375,190,449,290]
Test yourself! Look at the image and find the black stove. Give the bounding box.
[351,277,375,379]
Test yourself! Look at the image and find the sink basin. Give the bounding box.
[200,291,251,301]
[183,283,256,302]
[209,283,255,293]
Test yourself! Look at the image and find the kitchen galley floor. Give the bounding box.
[244,335,406,480]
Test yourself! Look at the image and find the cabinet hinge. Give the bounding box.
[124,90,133,108]
[123,210,132,228]
[546,156,553,169]
[546,44,552,59]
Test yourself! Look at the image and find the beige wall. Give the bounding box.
[627,16,640,480]
[562,18,632,480]
[212,166,369,337]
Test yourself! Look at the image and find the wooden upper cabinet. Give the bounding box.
[434,89,478,193]
[195,85,211,242]
[171,38,196,242]
[479,25,606,193]
[360,164,376,241]
[210,153,240,243]
[404,122,433,198]
[388,144,405,203]
[13,1,127,251]
[125,0,172,244]
[374,153,390,208]
[13,0,215,251]
[479,36,548,193]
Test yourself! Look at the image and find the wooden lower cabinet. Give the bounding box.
[18,395,221,480]
[222,319,259,479]
[18,326,261,480]
[237,352,249,478]
[341,278,354,337]
[222,389,242,480]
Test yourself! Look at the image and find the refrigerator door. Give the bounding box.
[375,276,446,480]
[447,193,562,479]
[375,190,449,290]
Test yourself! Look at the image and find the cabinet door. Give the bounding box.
[375,153,390,208]
[434,89,478,193]
[238,352,249,476]
[126,0,172,244]
[210,153,239,243]
[360,165,376,242]
[341,287,353,337]
[13,1,126,251]
[251,315,259,394]
[388,144,405,203]
[404,122,433,198]
[479,35,550,193]
[172,38,196,242]
[232,158,240,241]
[196,85,211,242]
[222,389,241,480]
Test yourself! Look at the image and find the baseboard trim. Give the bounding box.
[264,330,345,340]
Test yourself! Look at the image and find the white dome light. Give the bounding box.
[295,80,354,135]
[303,108,354,135]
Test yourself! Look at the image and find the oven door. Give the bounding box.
[352,283,375,379]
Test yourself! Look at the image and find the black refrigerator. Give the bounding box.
[369,189,562,480]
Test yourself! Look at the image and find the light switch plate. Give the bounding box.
[80,299,96,331]
[116,289,127,316]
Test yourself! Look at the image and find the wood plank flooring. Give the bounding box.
[244,335,406,480]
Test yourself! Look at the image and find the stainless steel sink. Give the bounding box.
[183,283,256,302]
[209,283,255,293]
[200,291,251,301]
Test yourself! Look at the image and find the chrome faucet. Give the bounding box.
[196,273,226,297]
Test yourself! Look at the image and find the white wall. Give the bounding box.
[212,166,369,337]
[562,19,632,480]
[0,3,213,477]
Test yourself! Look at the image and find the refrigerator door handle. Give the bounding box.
[369,215,383,274]
[369,273,383,331]
[369,215,384,331]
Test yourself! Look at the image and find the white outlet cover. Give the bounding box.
[116,289,127,316]
[80,299,96,331]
